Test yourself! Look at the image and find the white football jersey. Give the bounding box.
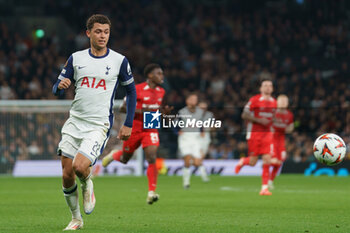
[57,48,134,130]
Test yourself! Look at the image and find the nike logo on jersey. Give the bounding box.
[144,97,150,100]
[78,66,86,69]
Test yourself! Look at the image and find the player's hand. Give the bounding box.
[178,130,183,136]
[118,125,132,141]
[58,78,71,89]
[200,132,205,137]
[257,118,270,126]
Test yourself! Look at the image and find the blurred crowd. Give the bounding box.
[1,0,350,170]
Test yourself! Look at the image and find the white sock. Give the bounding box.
[79,171,92,189]
[261,184,268,190]
[199,166,209,181]
[63,183,81,220]
[183,167,191,186]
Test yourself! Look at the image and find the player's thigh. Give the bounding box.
[73,152,93,174]
[78,129,109,166]
[144,145,158,156]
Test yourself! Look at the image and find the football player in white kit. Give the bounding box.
[52,15,136,231]
[198,101,213,180]
[178,94,209,189]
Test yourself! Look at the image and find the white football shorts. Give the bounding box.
[178,133,201,159]
[58,117,109,165]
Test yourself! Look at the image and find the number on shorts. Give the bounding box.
[150,133,159,144]
[90,141,101,157]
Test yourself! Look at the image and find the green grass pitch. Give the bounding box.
[0,175,349,233]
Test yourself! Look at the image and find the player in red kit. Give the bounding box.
[102,63,167,204]
[235,79,277,195]
[268,94,294,190]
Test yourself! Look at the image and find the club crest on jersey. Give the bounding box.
[81,77,106,90]
[143,110,161,129]
[105,66,111,75]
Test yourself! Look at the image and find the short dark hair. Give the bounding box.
[144,63,161,77]
[86,14,111,31]
[260,78,273,86]
[186,92,198,100]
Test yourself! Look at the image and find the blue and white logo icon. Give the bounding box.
[143,110,161,129]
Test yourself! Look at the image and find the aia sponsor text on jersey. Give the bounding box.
[80,77,106,90]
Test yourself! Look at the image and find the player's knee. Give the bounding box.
[62,171,74,182]
[72,163,86,177]
[262,158,271,164]
[146,155,156,164]
[119,156,129,164]
[120,160,128,164]
[271,158,280,165]
[249,158,258,166]
[147,158,156,164]
[193,160,201,167]
[184,159,191,167]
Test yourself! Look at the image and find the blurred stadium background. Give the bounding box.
[1,0,350,176]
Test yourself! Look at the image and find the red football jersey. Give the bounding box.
[272,109,294,143]
[132,82,165,132]
[245,94,277,140]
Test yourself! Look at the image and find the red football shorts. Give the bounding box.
[248,135,273,157]
[123,131,160,154]
[272,139,286,161]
